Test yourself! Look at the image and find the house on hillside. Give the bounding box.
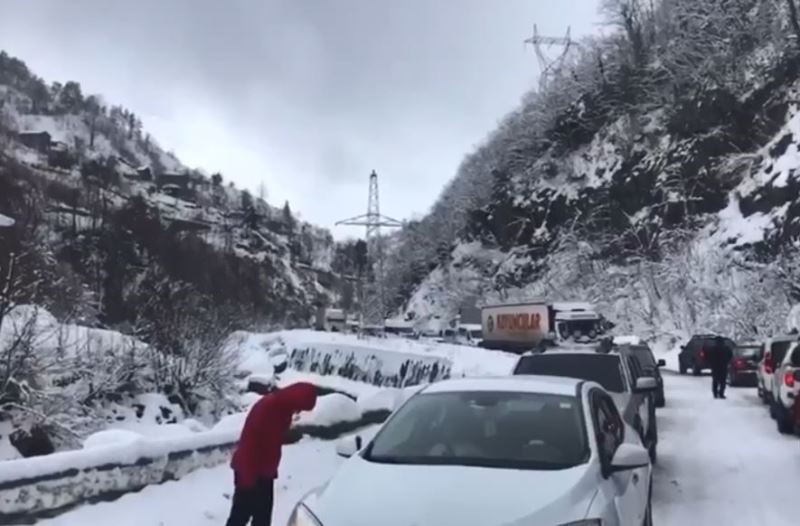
[157,172,198,201]
[47,141,75,169]
[18,131,51,153]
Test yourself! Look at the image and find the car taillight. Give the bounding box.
[734,357,746,369]
[785,371,796,388]
[765,352,773,374]
[699,349,705,360]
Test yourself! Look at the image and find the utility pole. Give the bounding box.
[336,171,402,330]
[524,24,579,91]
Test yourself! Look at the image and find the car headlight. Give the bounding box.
[557,521,602,526]
[287,503,323,526]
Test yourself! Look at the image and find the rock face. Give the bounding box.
[10,425,55,458]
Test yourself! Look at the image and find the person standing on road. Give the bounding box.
[225,382,317,526]
[709,336,734,399]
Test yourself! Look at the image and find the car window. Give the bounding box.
[591,391,624,461]
[513,354,626,393]
[790,345,800,367]
[734,346,761,359]
[365,391,589,470]
[771,341,793,364]
[625,355,642,387]
[630,346,656,367]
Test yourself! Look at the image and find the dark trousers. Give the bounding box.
[711,368,727,398]
[225,477,274,526]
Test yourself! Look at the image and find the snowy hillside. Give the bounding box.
[387,0,800,344]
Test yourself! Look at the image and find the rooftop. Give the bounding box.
[421,375,582,396]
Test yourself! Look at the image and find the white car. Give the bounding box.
[771,342,800,434]
[288,376,653,526]
[512,350,659,463]
[757,335,796,405]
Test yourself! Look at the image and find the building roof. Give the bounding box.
[422,375,582,396]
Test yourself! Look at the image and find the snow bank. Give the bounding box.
[357,388,403,413]
[296,394,361,427]
[83,430,143,450]
[0,393,391,523]
[231,329,516,393]
[0,212,14,227]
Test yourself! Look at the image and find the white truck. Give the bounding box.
[480,301,610,353]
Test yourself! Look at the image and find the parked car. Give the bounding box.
[757,335,797,406]
[727,343,762,387]
[678,334,736,376]
[793,395,800,436]
[512,350,659,463]
[290,376,653,526]
[616,343,666,408]
[770,342,800,434]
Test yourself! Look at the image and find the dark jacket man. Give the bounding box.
[226,382,317,526]
[708,336,734,399]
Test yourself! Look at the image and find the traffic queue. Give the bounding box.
[677,333,800,436]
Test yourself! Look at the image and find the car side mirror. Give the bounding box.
[335,435,362,458]
[634,377,658,393]
[610,443,650,472]
[657,359,666,367]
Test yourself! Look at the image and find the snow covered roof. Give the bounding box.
[551,302,595,312]
[422,375,581,396]
[0,213,14,228]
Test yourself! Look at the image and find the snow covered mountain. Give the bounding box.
[0,50,362,330]
[387,0,800,345]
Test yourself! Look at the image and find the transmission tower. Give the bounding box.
[336,171,402,329]
[524,24,579,91]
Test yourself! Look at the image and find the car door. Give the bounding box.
[591,390,647,526]
[623,354,651,443]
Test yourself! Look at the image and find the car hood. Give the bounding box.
[304,456,598,526]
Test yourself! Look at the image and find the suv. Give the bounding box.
[770,342,800,434]
[617,343,666,407]
[728,344,762,387]
[678,335,736,376]
[757,335,797,405]
[512,350,659,462]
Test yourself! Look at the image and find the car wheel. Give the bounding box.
[777,406,793,434]
[649,443,657,465]
[679,359,687,375]
[728,372,737,387]
[692,363,701,376]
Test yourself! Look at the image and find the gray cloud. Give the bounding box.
[0,0,600,236]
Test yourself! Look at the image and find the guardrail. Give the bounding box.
[0,409,391,525]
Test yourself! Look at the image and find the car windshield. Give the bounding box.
[470,329,483,339]
[735,346,760,359]
[364,391,588,470]
[513,354,626,393]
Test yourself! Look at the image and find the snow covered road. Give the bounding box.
[35,373,800,526]
[653,372,800,526]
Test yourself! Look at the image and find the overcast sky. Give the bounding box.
[0,0,600,238]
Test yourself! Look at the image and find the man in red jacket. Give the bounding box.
[225,382,317,526]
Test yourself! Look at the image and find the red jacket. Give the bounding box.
[231,382,317,488]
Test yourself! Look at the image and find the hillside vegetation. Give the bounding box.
[387,0,800,343]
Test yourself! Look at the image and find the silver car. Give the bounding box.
[512,350,658,462]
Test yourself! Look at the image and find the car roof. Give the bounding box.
[421,376,583,397]
[521,349,620,359]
